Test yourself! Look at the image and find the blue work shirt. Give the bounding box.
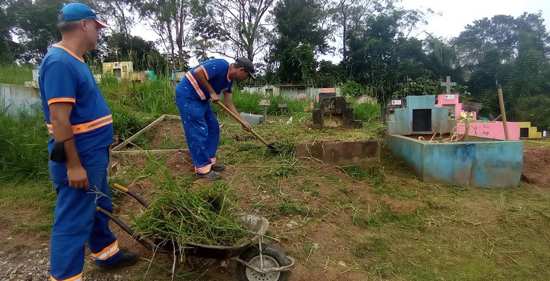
[39,45,113,155]
[176,58,233,100]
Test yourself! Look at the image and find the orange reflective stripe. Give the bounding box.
[195,164,212,174]
[198,66,209,80]
[50,273,82,281]
[48,97,76,105]
[185,72,207,100]
[52,44,85,63]
[91,240,119,261]
[46,115,113,135]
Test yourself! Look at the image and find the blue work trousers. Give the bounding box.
[176,87,220,174]
[49,146,122,280]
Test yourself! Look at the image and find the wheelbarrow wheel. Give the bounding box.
[236,244,291,281]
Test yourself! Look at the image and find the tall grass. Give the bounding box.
[0,108,49,181]
[101,77,177,116]
[100,76,175,139]
[353,102,381,122]
[232,90,308,115]
[0,64,33,85]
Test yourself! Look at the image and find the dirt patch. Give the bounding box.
[145,119,186,149]
[523,147,550,186]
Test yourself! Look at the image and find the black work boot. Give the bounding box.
[96,249,139,270]
[196,170,221,181]
[211,163,226,172]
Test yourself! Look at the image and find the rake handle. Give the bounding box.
[215,101,271,146]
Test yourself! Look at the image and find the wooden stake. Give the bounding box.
[497,87,509,140]
[112,114,166,151]
[111,148,187,156]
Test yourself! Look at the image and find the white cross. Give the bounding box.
[441,76,456,94]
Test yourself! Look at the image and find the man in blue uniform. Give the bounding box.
[176,57,255,180]
[39,3,137,280]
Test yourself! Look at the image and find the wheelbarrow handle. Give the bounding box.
[112,183,149,208]
[215,101,271,147]
[96,206,157,251]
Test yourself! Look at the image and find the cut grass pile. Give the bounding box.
[132,180,252,247]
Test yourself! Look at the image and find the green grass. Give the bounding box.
[233,90,309,115]
[0,180,55,235]
[0,108,49,181]
[132,161,251,247]
[3,64,550,280]
[525,139,550,148]
[0,64,33,85]
[353,101,381,122]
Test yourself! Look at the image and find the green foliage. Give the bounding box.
[392,77,440,98]
[100,77,175,139]
[0,109,49,181]
[0,64,33,85]
[278,199,310,216]
[271,0,329,83]
[104,32,168,73]
[133,168,250,246]
[353,102,381,122]
[315,60,344,87]
[0,4,18,63]
[232,90,308,115]
[341,80,365,97]
[454,13,550,119]
[6,0,75,62]
[513,95,550,130]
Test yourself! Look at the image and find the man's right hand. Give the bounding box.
[211,93,220,103]
[67,165,89,189]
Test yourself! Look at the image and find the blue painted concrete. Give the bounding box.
[387,95,452,135]
[386,135,523,188]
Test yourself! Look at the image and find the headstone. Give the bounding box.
[441,76,457,94]
[278,103,288,115]
[390,99,402,106]
[240,112,264,126]
[259,99,270,120]
[312,96,362,129]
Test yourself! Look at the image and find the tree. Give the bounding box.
[196,0,275,62]
[330,0,390,74]
[453,15,518,67]
[315,60,343,87]
[270,0,330,83]
[103,33,167,73]
[513,95,550,130]
[0,0,17,63]
[93,0,136,39]
[454,13,550,119]
[7,0,73,62]
[137,0,194,70]
[424,37,461,81]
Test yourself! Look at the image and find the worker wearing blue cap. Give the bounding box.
[39,3,138,281]
[176,57,256,180]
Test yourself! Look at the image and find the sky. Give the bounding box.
[131,0,550,64]
[401,0,550,40]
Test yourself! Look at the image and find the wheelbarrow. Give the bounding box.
[99,183,295,281]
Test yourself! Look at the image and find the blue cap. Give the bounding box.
[58,3,107,28]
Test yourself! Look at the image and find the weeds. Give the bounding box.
[278,199,310,216]
[132,161,251,247]
[0,107,49,180]
[0,64,32,85]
